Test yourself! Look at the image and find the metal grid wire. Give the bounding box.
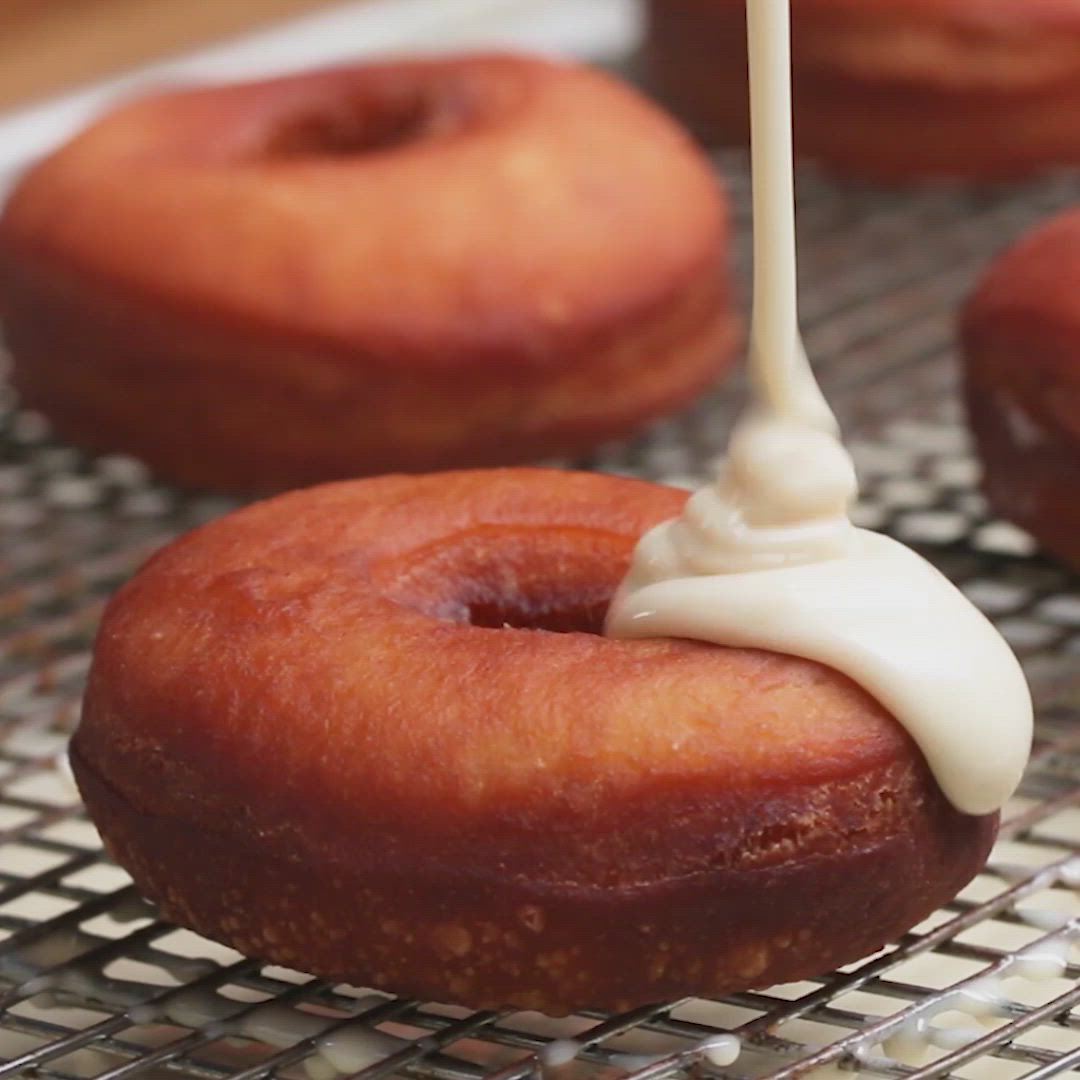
[3,148,1080,1080]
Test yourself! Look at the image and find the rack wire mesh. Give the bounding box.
[2,119,1080,1080]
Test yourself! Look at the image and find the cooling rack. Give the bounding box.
[3,137,1080,1080]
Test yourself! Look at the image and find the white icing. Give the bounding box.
[127,1003,159,1027]
[1017,908,1075,933]
[306,1057,341,1080]
[1012,935,1073,981]
[545,1035,739,1074]
[166,988,239,1032]
[1058,858,1080,888]
[607,530,1029,816]
[702,1034,742,1068]
[604,0,1032,817]
[244,1004,332,1048]
[881,981,1005,1065]
[540,1039,580,1069]
[317,1023,404,1073]
[6,924,404,1080]
[927,1025,986,1051]
[878,930,1078,1067]
[882,1017,931,1066]
[947,978,1009,1024]
[988,861,1039,883]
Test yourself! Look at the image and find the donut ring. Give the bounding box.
[648,0,1080,181]
[73,470,994,1013]
[0,56,737,493]
[963,208,1080,572]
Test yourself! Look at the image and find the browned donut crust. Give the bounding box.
[962,208,1080,572]
[73,470,995,1014]
[647,0,1080,181]
[0,56,737,493]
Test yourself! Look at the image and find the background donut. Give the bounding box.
[647,0,1080,181]
[963,208,1080,573]
[0,55,738,492]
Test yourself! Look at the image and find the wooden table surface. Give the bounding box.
[0,0,338,109]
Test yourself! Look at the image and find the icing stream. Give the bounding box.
[605,0,1032,816]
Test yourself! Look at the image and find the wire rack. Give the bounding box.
[3,140,1080,1080]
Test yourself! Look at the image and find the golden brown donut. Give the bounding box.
[648,0,1080,181]
[73,469,995,1014]
[963,208,1080,573]
[0,56,737,493]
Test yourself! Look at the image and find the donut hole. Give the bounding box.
[261,85,474,159]
[465,591,607,634]
[378,527,631,635]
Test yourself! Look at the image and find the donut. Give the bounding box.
[72,468,995,1014]
[647,0,1080,181]
[962,208,1080,572]
[0,56,737,493]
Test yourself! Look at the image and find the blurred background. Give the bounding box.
[0,0,337,108]
[0,0,642,191]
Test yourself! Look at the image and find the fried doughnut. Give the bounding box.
[647,0,1080,181]
[0,56,737,493]
[963,208,1080,572]
[72,469,995,1014]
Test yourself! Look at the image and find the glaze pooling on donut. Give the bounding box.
[0,55,738,492]
[608,0,1032,817]
[73,469,995,1013]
